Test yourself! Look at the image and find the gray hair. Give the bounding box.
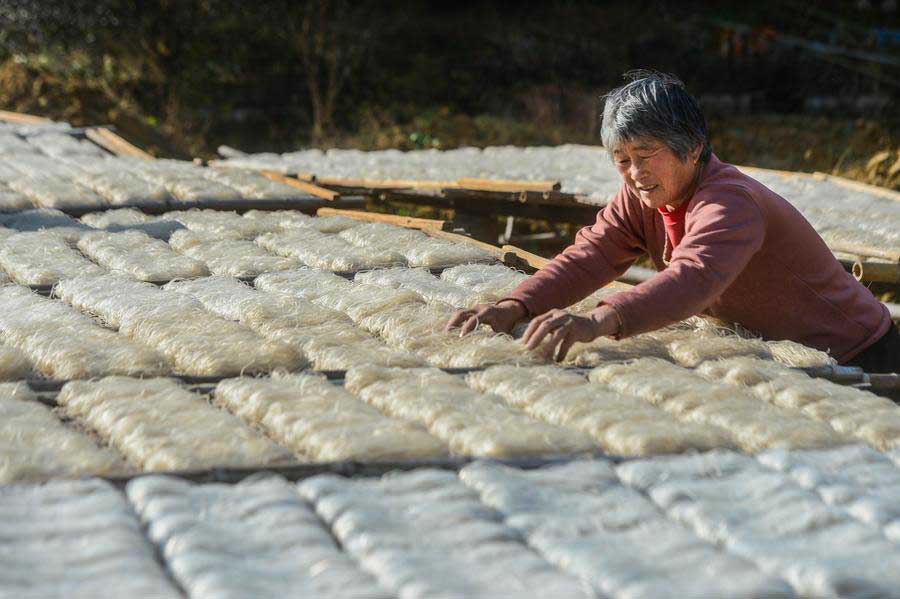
[601,71,712,163]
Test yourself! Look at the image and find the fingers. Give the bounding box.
[459,313,481,337]
[540,325,569,359]
[555,334,577,362]
[445,309,473,332]
[523,310,570,351]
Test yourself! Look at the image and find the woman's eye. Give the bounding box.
[616,160,630,166]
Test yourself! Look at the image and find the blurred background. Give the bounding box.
[0,0,898,189]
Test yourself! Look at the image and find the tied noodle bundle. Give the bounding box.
[58,377,291,472]
[55,273,304,376]
[215,373,447,461]
[345,365,593,458]
[77,229,209,281]
[0,382,125,482]
[0,231,103,285]
[168,229,298,277]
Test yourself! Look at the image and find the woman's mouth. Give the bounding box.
[637,184,658,193]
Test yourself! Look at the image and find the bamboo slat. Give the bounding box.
[315,207,450,230]
[84,127,154,160]
[831,242,900,263]
[261,171,339,201]
[456,178,561,192]
[308,176,458,190]
[0,109,51,125]
[422,228,515,262]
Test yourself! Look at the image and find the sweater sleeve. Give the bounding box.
[503,186,647,316]
[599,185,766,337]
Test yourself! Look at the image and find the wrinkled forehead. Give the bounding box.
[609,136,665,156]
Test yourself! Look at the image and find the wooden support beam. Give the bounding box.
[422,228,515,263]
[310,176,458,191]
[315,207,450,230]
[0,109,51,124]
[456,178,561,192]
[260,171,339,201]
[853,260,900,284]
[84,127,154,160]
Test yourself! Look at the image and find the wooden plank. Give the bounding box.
[0,109,51,125]
[381,189,600,223]
[260,170,339,201]
[830,242,900,263]
[311,176,458,190]
[315,207,450,230]
[422,228,514,262]
[457,177,561,192]
[84,127,154,160]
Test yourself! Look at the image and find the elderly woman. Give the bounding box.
[448,72,898,373]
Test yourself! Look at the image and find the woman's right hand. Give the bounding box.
[445,300,527,336]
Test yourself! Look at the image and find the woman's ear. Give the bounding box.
[691,145,702,164]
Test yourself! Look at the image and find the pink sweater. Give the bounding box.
[505,155,891,363]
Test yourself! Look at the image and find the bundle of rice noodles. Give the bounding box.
[357,302,451,342]
[200,167,311,200]
[312,283,424,322]
[241,209,313,230]
[668,334,773,368]
[299,332,424,370]
[466,365,588,409]
[0,344,33,380]
[55,273,305,375]
[0,478,181,597]
[164,276,348,333]
[0,269,8,286]
[696,357,807,387]
[77,230,209,281]
[0,207,93,243]
[58,377,292,471]
[0,231,103,285]
[439,263,529,301]
[403,237,495,268]
[338,221,427,248]
[27,131,106,158]
[766,339,835,367]
[153,174,243,204]
[345,365,593,458]
[355,266,472,307]
[80,208,154,228]
[75,171,172,207]
[254,267,351,300]
[0,284,171,378]
[163,208,273,237]
[8,175,105,210]
[402,329,539,368]
[567,286,624,314]
[303,215,359,233]
[0,184,35,212]
[257,228,404,271]
[590,358,847,452]
[168,229,298,277]
[215,374,447,461]
[0,382,125,482]
[3,154,83,179]
[564,331,674,366]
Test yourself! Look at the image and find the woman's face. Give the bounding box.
[612,138,701,210]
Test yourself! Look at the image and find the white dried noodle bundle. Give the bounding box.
[75,171,172,207]
[58,377,291,471]
[466,365,588,409]
[567,285,623,314]
[55,273,305,376]
[258,227,404,271]
[767,339,835,367]
[241,208,313,230]
[78,230,209,281]
[164,208,275,237]
[304,214,359,233]
[0,343,33,380]
[0,382,125,482]
[127,475,388,598]
[355,266,474,306]
[299,469,586,598]
[80,208,153,228]
[668,334,773,368]
[564,329,675,366]
[340,222,494,267]
[0,182,34,212]
[8,174,105,210]
[0,478,181,597]
[136,165,243,204]
[200,167,312,200]
[215,374,447,460]
[312,283,424,321]
[0,231,103,285]
[168,229,298,277]
[0,285,171,379]
[589,358,847,452]
[345,365,594,457]
[254,267,352,300]
[440,263,529,301]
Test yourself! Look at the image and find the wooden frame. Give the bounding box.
[315,207,451,230]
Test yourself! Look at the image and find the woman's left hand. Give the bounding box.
[522,306,620,361]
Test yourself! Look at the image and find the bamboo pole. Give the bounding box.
[853,260,900,284]
[831,242,900,263]
[260,171,339,201]
[315,207,450,230]
[0,109,51,124]
[84,127,155,160]
[310,176,458,190]
[456,178,561,192]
